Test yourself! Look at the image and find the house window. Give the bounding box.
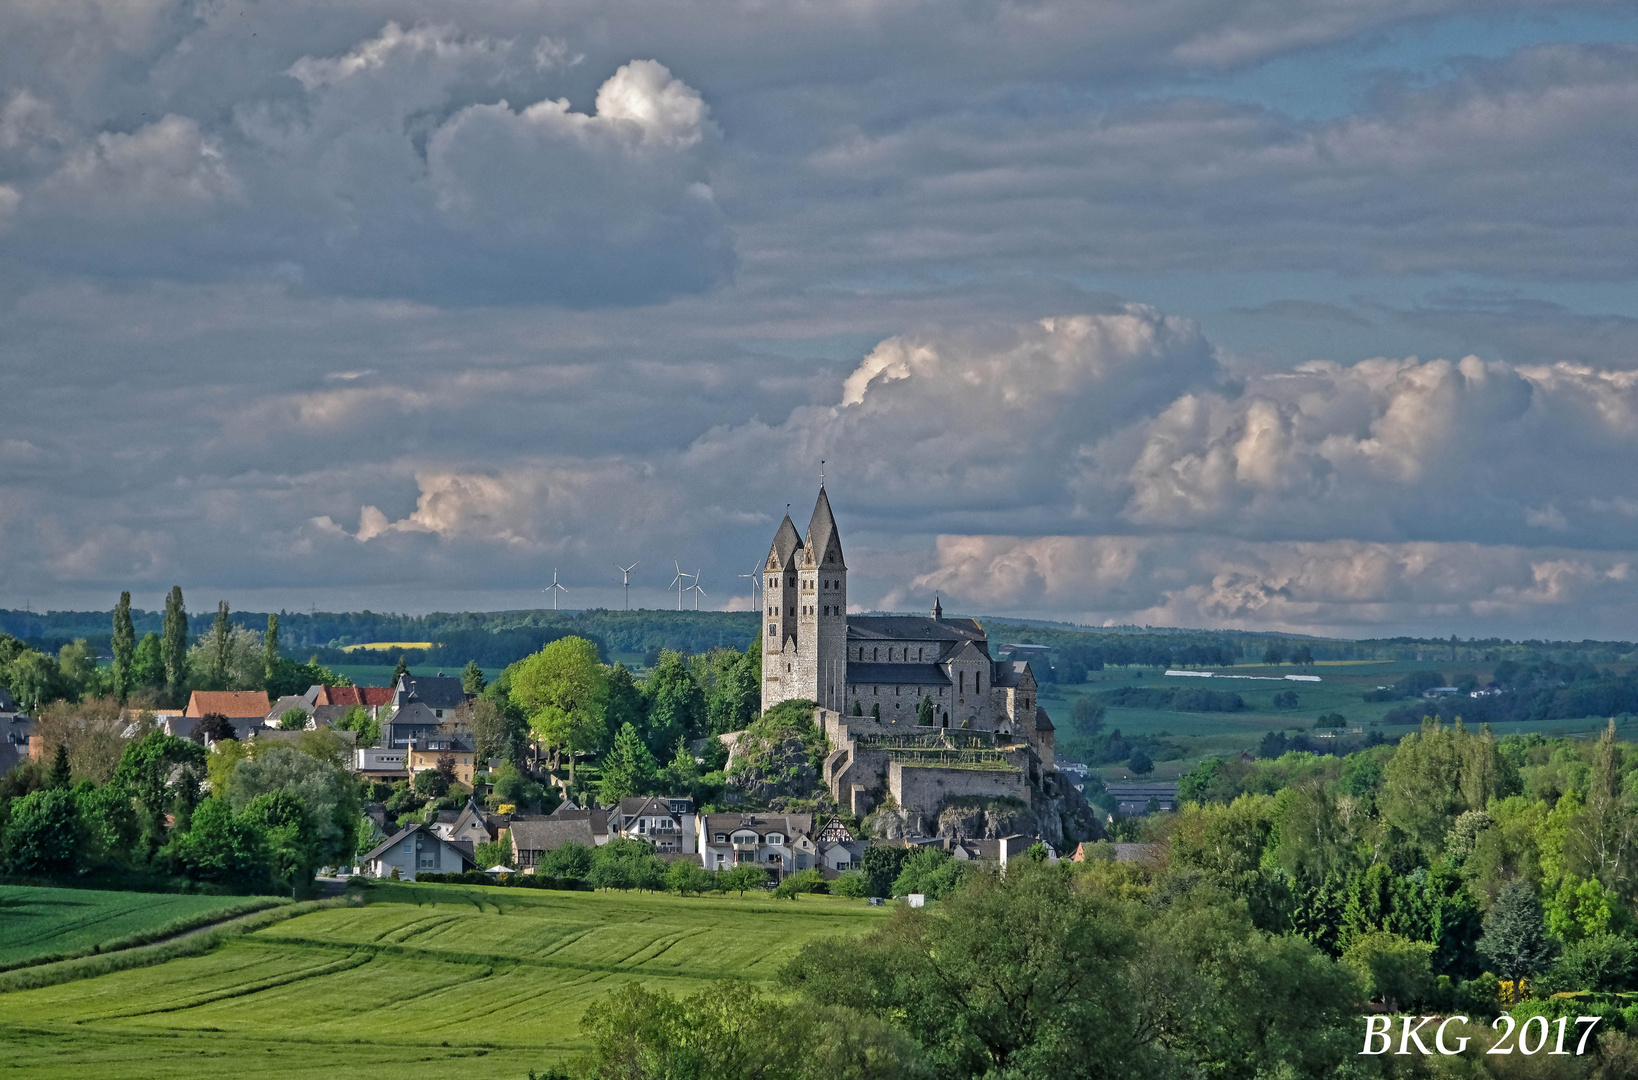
[767,834,783,845]
[714,834,727,843]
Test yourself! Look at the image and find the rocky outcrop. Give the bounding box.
[935,798,1039,841]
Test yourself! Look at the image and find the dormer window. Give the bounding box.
[715,833,727,843]
[767,834,783,845]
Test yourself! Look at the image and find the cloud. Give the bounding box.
[688,306,1219,521]
[901,533,1638,636]
[3,23,733,305]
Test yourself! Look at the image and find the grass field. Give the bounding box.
[0,882,889,1079]
[0,886,288,969]
[1040,660,1633,780]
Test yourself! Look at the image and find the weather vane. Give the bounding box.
[820,459,825,486]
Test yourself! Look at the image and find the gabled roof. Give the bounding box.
[388,702,441,727]
[991,660,1034,688]
[768,514,802,570]
[846,662,949,686]
[549,803,610,836]
[805,487,843,567]
[186,690,271,719]
[616,795,681,821]
[848,616,986,644]
[510,816,598,853]
[360,822,475,866]
[699,813,814,841]
[267,695,313,721]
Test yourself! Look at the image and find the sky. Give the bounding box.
[2,0,1638,639]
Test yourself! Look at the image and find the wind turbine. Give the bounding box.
[685,570,707,611]
[738,558,763,611]
[615,562,640,611]
[543,569,568,611]
[669,561,693,611]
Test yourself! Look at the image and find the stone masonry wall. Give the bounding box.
[888,758,1029,816]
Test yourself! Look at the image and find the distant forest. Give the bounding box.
[2,604,1636,675]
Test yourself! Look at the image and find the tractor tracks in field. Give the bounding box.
[0,894,364,994]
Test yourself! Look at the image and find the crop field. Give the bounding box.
[0,882,889,1080]
[0,886,287,969]
[1040,660,1628,779]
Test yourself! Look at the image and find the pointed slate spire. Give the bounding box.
[806,485,844,567]
[933,595,943,621]
[769,513,802,570]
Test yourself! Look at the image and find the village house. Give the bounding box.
[510,816,600,869]
[608,796,697,854]
[361,823,475,881]
[813,816,864,873]
[429,797,500,847]
[696,813,813,880]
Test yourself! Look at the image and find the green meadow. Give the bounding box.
[0,882,889,1080]
[1040,659,1633,780]
[0,885,288,969]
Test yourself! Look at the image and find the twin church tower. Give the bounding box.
[760,485,1051,760]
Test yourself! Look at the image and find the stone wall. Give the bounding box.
[888,758,1029,816]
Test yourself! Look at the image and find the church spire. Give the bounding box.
[805,483,843,567]
[933,595,943,621]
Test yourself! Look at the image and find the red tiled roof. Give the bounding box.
[185,690,271,719]
[315,685,393,707]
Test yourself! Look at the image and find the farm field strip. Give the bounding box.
[0,886,283,968]
[0,883,889,1079]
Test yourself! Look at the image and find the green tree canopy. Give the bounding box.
[509,636,610,766]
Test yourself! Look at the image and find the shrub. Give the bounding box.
[831,869,871,899]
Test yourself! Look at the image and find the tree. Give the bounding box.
[391,656,410,688]
[461,659,486,695]
[543,842,594,880]
[1127,748,1154,775]
[131,632,164,692]
[191,712,238,746]
[667,859,714,896]
[605,660,647,738]
[1,787,80,876]
[263,614,280,684]
[113,730,207,859]
[435,753,457,783]
[891,847,969,899]
[723,864,767,897]
[780,861,1151,1078]
[574,980,925,1080]
[1263,645,1285,665]
[278,707,309,731]
[334,705,379,748]
[111,591,135,702]
[1478,879,1555,984]
[1071,696,1105,739]
[510,637,610,771]
[600,723,657,804]
[413,768,449,799]
[164,797,271,889]
[831,869,871,898]
[917,695,934,726]
[47,743,72,789]
[225,746,360,872]
[204,600,234,690]
[1342,932,1434,1011]
[162,586,189,703]
[643,651,706,756]
[860,846,910,899]
[851,699,862,717]
[241,788,318,891]
[475,832,513,870]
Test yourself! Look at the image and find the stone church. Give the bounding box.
[760,486,1054,760]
